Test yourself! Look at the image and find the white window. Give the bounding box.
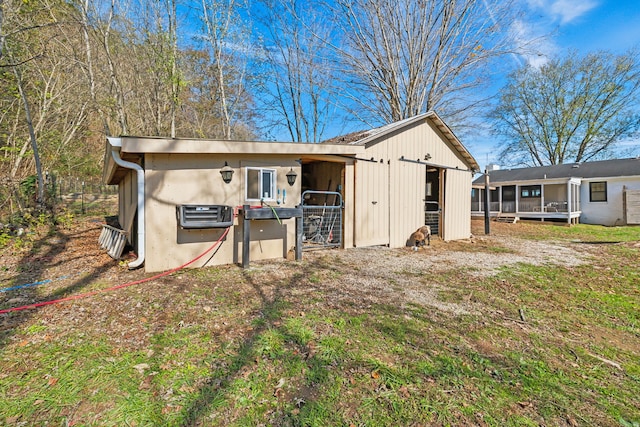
[246,167,276,201]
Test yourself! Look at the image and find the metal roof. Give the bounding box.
[473,158,640,185]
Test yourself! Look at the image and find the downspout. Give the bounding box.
[108,137,145,269]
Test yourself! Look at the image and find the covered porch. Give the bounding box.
[471,179,582,224]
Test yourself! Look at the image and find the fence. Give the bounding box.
[2,175,118,217]
[53,177,118,199]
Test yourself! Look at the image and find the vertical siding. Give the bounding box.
[343,162,356,248]
[387,136,424,248]
[358,118,473,248]
[119,170,137,240]
[354,149,390,247]
[443,168,472,240]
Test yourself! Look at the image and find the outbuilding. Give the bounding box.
[102,111,479,272]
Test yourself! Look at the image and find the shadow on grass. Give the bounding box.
[0,218,116,351]
[177,259,334,426]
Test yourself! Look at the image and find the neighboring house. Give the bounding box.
[471,158,640,226]
[102,111,480,272]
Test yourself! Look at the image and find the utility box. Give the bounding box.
[176,205,233,229]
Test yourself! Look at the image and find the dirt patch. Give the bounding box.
[0,218,598,322]
[288,222,596,316]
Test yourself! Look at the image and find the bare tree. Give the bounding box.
[75,0,112,135]
[101,0,129,134]
[329,0,522,125]
[10,56,45,206]
[166,0,180,138]
[0,0,4,61]
[199,0,253,139]
[1,0,58,207]
[257,0,334,142]
[493,50,640,166]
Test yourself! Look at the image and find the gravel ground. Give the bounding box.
[249,224,597,317]
[0,218,597,320]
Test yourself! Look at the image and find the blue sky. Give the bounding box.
[470,0,640,170]
[537,0,640,55]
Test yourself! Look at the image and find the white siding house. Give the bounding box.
[472,158,640,226]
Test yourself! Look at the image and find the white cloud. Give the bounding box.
[513,0,600,65]
[549,0,599,24]
[509,19,557,67]
[527,0,599,25]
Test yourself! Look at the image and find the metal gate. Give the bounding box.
[301,191,342,250]
[425,201,440,237]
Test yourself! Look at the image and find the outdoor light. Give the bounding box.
[220,161,234,184]
[424,153,432,161]
[286,168,297,186]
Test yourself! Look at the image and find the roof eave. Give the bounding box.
[352,111,480,172]
[118,137,366,156]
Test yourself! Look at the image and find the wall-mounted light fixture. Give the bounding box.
[424,153,432,161]
[286,168,297,186]
[220,161,234,184]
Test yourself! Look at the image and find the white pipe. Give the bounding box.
[108,137,145,269]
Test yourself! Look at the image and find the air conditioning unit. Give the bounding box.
[176,205,233,229]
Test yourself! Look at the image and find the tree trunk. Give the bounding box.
[13,62,45,207]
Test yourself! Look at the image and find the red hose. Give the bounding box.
[0,226,231,315]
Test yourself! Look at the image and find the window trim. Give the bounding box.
[245,167,277,201]
[589,181,607,202]
[520,185,541,199]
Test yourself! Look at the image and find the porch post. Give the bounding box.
[567,181,572,224]
[484,170,490,234]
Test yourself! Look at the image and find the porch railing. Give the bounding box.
[519,200,568,213]
[471,201,502,212]
[472,200,569,213]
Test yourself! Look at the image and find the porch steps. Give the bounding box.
[494,213,519,224]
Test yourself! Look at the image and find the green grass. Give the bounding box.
[506,222,640,243]
[0,222,639,426]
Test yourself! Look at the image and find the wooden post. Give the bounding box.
[242,204,250,268]
[295,208,303,261]
[484,170,490,235]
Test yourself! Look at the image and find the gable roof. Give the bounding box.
[474,158,640,185]
[324,111,480,172]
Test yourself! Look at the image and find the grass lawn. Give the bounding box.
[0,219,639,426]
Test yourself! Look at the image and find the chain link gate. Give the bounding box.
[301,191,343,250]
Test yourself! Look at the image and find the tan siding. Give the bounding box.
[443,168,472,241]
[109,115,477,271]
[343,162,356,248]
[119,170,137,242]
[390,158,424,247]
[359,118,473,247]
[144,153,301,272]
[354,145,390,247]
